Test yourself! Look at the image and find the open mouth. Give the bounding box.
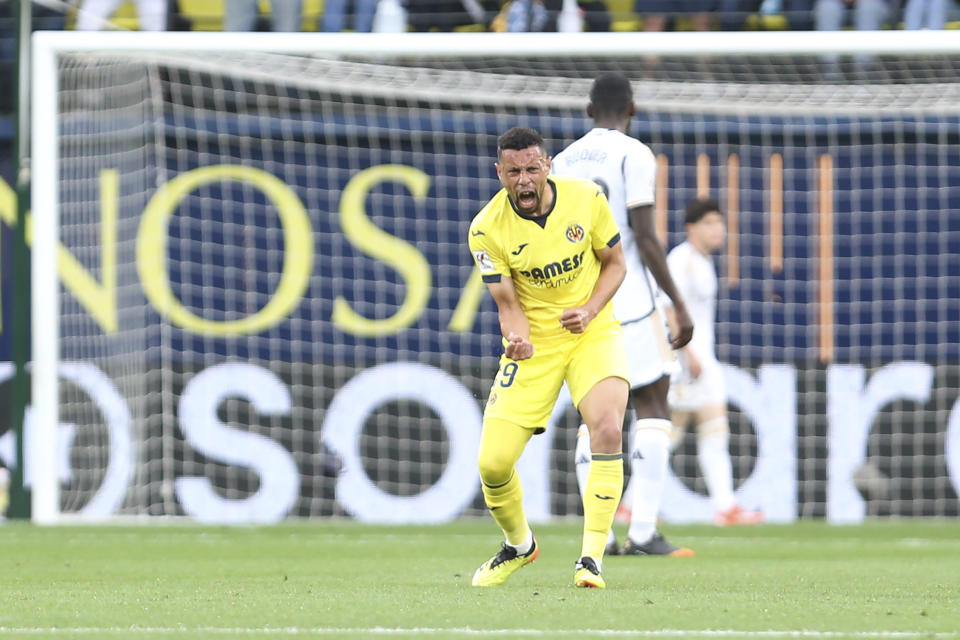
[517,189,538,210]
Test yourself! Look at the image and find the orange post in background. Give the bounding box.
[769,153,784,274]
[697,153,710,197]
[655,154,669,246]
[817,154,835,363]
[726,154,740,287]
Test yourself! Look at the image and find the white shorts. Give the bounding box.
[622,309,680,390]
[668,353,727,411]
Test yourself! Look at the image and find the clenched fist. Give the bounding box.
[505,332,534,360]
[559,307,594,334]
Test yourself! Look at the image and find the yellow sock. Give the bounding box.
[482,470,530,546]
[581,454,624,562]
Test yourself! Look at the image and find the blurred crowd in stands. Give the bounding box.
[0,0,956,34]
[0,0,954,115]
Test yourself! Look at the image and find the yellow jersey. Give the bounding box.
[468,175,622,344]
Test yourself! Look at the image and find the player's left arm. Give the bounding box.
[664,304,702,379]
[560,190,627,333]
[625,142,694,349]
[560,241,626,334]
[629,203,693,350]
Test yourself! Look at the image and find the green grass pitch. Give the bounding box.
[1,520,958,639]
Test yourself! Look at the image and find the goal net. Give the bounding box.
[27,31,960,523]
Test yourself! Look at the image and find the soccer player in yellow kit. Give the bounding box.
[468,126,630,589]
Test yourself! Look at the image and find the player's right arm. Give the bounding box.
[485,277,534,361]
[469,216,533,361]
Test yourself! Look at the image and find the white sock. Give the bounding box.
[507,531,534,555]
[575,424,591,496]
[575,424,617,546]
[627,419,671,544]
[698,422,735,512]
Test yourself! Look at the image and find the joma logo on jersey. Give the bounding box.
[519,251,585,281]
[566,224,585,243]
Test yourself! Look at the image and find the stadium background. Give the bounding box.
[1,53,959,522]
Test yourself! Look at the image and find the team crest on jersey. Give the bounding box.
[565,224,585,243]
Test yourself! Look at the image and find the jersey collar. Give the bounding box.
[509,179,557,229]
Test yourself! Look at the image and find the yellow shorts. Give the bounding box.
[483,320,629,432]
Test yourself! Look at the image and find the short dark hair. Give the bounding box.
[497,127,546,159]
[589,72,633,118]
[685,197,723,225]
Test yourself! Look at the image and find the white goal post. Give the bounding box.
[29,30,960,524]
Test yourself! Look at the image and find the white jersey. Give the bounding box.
[552,128,658,323]
[666,240,718,358]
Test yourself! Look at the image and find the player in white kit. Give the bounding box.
[553,72,695,556]
[665,197,764,526]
